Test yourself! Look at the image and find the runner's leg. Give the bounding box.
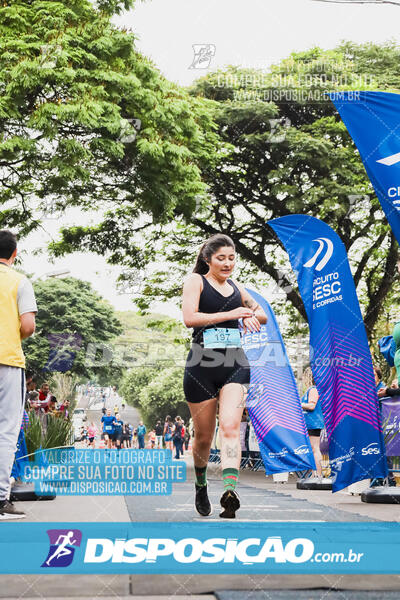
[188,397,217,469]
[219,382,244,481]
[218,382,244,518]
[188,397,217,516]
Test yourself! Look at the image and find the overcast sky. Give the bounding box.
[20,0,400,319]
[115,0,400,86]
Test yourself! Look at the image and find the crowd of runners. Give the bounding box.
[77,386,193,459]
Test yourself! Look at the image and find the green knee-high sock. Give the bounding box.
[223,468,239,491]
[195,465,207,487]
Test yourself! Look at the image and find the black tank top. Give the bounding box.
[192,274,243,344]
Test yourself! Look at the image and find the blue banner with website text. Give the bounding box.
[2,522,400,574]
[269,215,387,491]
[242,290,315,474]
[331,91,400,245]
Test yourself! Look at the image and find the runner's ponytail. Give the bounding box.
[192,242,209,274]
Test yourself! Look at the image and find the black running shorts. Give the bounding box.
[308,428,322,437]
[183,345,250,404]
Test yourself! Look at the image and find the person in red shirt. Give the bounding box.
[38,382,50,402]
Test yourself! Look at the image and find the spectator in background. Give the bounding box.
[113,413,124,450]
[46,396,58,415]
[121,423,130,448]
[36,383,56,413]
[180,419,187,454]
[25,376,36,408]
[374,366,386,393]
[101,408,115,449]
[27,390,39,411]
[40,394,57,414]
[184,422,191,453]
[301,368,324,480]
[155,420,163,449]
[164,416,173,451]
[38,382,51,402]
[0,230,37,519]
[59,399,70,419]
[374,369,397,487]
[137,421,146,449]
[128,423,133,448]
[132,426,138,449]
[87,422,97,449]
[80,425,87,445]
[173,416,184,459]
[378,380,400,398]
[149,429,156,449]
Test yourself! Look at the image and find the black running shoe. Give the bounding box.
[219,489,240,519]
[195,484,212,516]
[0,500,25,520]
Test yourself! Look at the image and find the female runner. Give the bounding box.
[182,233,267,518]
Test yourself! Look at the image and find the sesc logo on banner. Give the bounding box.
[304,237,334,271]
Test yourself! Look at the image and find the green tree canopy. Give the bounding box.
[23,276,123,382]
[0,0,218,243]
[78,41,398,341]
[121,366,189,428]
[120,365,158,409]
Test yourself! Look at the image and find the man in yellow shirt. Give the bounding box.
[0,230,37,519]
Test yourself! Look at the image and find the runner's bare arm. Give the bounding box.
[182,274,253,328]
[233,281,267,324]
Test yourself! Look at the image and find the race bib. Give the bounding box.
[203,328,241,349]
[105,425,112,431]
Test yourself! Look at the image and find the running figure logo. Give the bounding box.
[189,44,216,69]
[41,529,82,568]
[303,237,334,272]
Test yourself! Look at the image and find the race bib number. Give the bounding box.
[203,328,241,349]
[105,425,112,431]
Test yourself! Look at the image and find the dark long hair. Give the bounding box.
[193,234,235,274]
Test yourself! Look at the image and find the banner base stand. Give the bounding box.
[10,482,56,502]
[297,477,332,490]
[361,486,400,504]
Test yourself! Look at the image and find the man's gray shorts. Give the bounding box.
[0,365,25,501]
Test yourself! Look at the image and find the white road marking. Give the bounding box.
[156,507,323,513]
[193,519,327,522]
